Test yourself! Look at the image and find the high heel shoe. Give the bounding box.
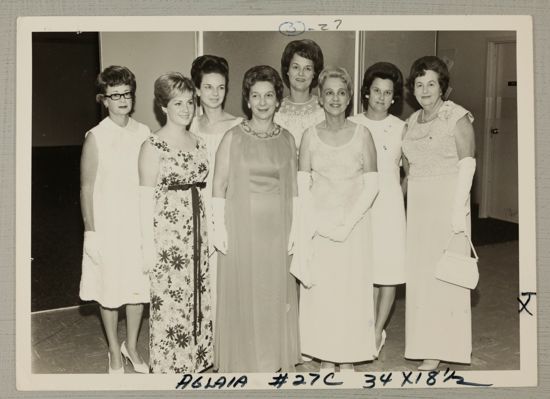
[107,351,124,374]
[339,363,355,373]
[374,330,386,359]
[320,361,336,372]
[418,359,440,371]
[121,341,149,374]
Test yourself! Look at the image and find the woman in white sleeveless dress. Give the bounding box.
[80,66,150,374]
[348,62,406,358]
[189,55,241,324]
[274,39,325,148]
[297,67,379,372]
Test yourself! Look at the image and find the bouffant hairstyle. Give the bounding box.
[280,39,324,90]
[360,62,404,111]
[406,56,450,97]
[190,54,230,108]
[95,65,136,102]
[318,66,354,117]
[154,72,195,108]
[241,65,284,119]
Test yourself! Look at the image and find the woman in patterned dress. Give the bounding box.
[212,65,300,372]
[79,65,150,374]
[274,39,325,148]
[138,73,212,373]
[402,56,476,371]
[189,55,241,325]
[348,62,407,357]
[297,67,379,372]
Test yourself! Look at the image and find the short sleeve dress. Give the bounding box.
[298,123,377,363]
[348,113,406,284]
[402,101,475,364]
[274,95,325,148]
[214,121,301,373]
[79,116,150,308]
[147,134,213,374]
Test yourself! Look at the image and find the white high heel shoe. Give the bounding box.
[108,351,124,374]
[121,341,149,374]
[374,330,386,359]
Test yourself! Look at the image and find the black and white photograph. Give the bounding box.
[16,15,536,390]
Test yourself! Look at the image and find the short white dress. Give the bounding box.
[79,117,150,308]
[348,113,406,285]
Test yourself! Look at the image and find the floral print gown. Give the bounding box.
[148,134,213,373]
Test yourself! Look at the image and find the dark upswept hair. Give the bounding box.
[280,39,324,90]
[190,54,230,108]
[406,56,450,97]
[95,65,136,101]
[242,65,284,119]
[360,62,404,110]
[154,72,195,108]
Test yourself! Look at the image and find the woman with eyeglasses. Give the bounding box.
[79,65,150,374]
[138,72,213,373]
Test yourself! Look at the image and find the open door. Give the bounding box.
[480,40,518,223]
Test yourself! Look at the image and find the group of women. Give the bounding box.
[79,38,476,374]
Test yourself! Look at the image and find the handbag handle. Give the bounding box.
[444,232,479,260]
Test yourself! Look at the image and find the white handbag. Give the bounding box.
[435,233,479,290]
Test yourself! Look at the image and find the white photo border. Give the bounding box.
[16,14,536,391]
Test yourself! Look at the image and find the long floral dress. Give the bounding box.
[148,134,213,374]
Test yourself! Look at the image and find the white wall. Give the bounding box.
[100,32,198,132]
[437,31,517,206]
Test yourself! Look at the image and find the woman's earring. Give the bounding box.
[366,94,369,99]
[391,100,395,104]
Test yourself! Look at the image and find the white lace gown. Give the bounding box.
[79,117,150,308]
[299,124,377,363]
[274,95,325,148]
[189,116,242,323]
[348,113,406,284]
[402,101,474,364]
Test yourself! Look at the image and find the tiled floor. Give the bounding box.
[31,241,519,374]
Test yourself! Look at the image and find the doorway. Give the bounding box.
[480,39,518,223]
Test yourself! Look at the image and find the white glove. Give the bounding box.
[451,157,476,233]
[324,172,379,242]
[288,197,299,254]
[212,197,228,254]
[139,186,156,273]
[83,230,102,265]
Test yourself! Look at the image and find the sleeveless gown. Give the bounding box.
[299,124,377,363]
[402,101,474,364]
[214,122,301,372]
[147,134,213,373]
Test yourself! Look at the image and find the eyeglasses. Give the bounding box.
[104,92,133,100]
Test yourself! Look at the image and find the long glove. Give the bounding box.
[212,197,228,254]
[83,231,102,265]
[139,186,156,273]
[288,197,299,254]
[289,171,315,287]
[451,157,476,233]
[328,172,379,242]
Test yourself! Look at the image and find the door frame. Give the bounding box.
[479,36,517,218]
